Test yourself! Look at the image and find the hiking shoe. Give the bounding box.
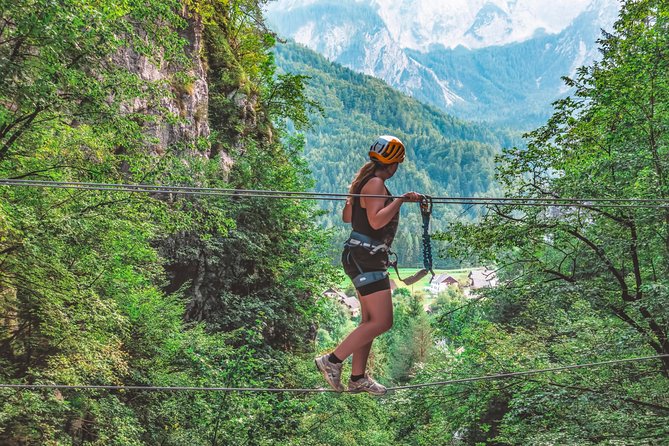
[315,354,345,392]
[348,375,387,396]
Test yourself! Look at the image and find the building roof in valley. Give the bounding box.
[433,274,459,285]
[468,269,498,289]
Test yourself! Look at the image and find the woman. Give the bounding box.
[315,135,423,395]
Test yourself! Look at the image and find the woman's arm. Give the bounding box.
[361,178,422,229]
[342,196,353,223]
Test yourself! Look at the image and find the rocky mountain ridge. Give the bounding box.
[265,0,620,128]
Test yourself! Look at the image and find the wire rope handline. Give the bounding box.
[0,354,666,394]
[2,179,669,209]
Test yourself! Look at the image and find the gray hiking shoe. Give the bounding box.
[348,375,387,396]
[315,354,345,392]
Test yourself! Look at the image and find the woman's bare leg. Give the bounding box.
[333,288,393,366]
[350,291,372,376]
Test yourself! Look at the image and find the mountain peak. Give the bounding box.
[464,2,513,44]
[267,0,613,51]
[265,0,620,128]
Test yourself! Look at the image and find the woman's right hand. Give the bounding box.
[401,192,423,202]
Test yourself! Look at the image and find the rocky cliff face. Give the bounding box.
[113,11,210,156]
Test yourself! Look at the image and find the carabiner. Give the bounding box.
[420,195,433,216]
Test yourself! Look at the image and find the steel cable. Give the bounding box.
[0,354,665,394]
[2,179,669,209]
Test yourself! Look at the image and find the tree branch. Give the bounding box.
[566,228,629,298]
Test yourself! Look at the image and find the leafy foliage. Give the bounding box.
[393,1,669,444]
[0,0,337,444]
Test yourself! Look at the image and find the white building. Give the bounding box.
[428,274,460,294]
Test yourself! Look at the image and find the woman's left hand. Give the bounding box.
[402,192,424,202]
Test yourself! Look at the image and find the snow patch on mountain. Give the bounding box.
[266,0,617,51]
[464,2,514,44]
[422,63,464,106]
[265,0,621,127]
[293,23,316,47]
[359,31,464,107]
[318,23,360,60]
[370,0,595,50]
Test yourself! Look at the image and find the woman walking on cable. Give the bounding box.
[315,135,423,395]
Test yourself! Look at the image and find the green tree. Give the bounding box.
[388,2,669,444]
[0,0,337,444]
[464,0,669,374]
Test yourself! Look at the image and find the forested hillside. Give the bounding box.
[273,41,522,267]
[0,0,668,445]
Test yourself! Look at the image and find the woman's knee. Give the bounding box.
[372,317,393,335]
[379,316,393,334]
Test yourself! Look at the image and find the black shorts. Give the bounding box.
[341,245,391,296]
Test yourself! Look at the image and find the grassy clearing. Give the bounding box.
[389,268,470,291]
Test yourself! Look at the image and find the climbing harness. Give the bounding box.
[345,196,436,288]
[344,231,391,288]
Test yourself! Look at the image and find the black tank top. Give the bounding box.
[351,174,399,247]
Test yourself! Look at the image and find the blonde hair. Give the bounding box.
[349,161,377,194]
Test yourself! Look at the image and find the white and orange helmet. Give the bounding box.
[369,135,405,164]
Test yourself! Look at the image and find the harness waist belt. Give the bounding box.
[346,231,389,254]
[352,271,389,288]
[349,231,382,246]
